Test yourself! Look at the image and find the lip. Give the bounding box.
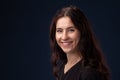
[60,41,73,46]
[61,41,73,43]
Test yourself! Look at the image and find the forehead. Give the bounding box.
[56,16,75,28]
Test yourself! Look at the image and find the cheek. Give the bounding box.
[55,34,59,42]
[55,34,61,47]
[74,34,80,43]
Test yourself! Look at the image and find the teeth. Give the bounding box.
[62,42,71,46]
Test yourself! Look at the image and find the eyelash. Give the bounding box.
[69,29,75,32]
[56,29,75,33]
[56,30,62,32]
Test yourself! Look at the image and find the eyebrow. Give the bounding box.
[56,26,75,29]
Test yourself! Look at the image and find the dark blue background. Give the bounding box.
[1,0,120,80]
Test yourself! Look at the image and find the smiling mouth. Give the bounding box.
[61,41,72,46]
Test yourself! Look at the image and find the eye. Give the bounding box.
[56,29,62,33]
[68,28,75,32]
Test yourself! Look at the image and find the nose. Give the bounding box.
[61,31,69,40]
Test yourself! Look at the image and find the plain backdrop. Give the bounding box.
[0,0,120,80]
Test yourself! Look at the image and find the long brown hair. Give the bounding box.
[50,5,110,80]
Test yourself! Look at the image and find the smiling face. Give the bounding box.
[55,16,80,54]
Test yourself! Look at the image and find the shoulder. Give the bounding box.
[81,67,105,80]
[57,62,64,75]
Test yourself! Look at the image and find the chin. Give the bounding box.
[62,49,73,54]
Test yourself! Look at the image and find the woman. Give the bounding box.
[50,5,110,80]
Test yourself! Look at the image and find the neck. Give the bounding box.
[64,52,82,74]
[66,52,82,65]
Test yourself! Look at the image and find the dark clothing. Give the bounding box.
[58,61,105,80]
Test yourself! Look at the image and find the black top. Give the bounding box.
[58,61,105,80]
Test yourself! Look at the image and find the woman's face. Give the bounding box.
[55,16,80,54]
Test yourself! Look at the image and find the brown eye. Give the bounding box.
[69,29,75,32]
[56,29,62,33]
